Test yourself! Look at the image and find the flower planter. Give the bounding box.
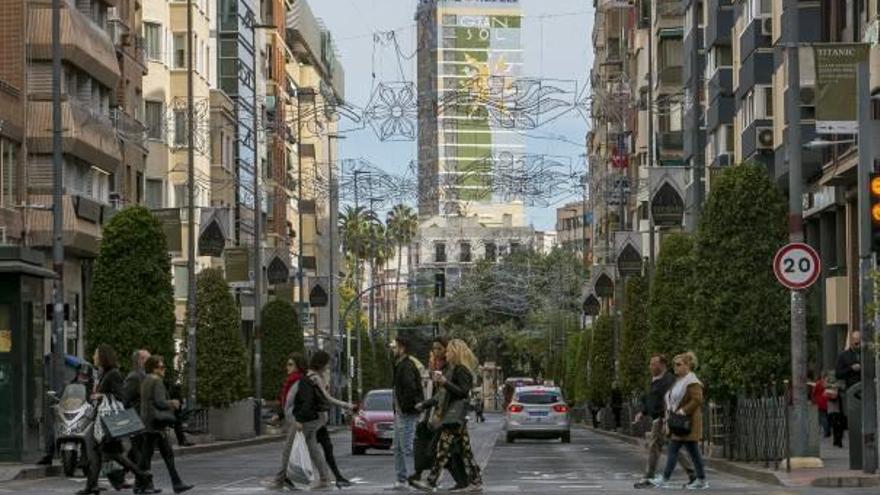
[208,399,256,441]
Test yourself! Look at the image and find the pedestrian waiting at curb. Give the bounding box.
[649,352,709,490]
[412,339,483,493]
[633,353,695,489]
[390,336,425,490]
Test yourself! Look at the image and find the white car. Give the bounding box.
[503,385,571,443]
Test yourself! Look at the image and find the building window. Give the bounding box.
[484,242,497,263]
[144,22,162,61]
[742,85,772,128]
[659,38,683,70]
[173,264,188,298]
[145,101,163,140]
[145,178,163,209]
[434,242,446,263]
[173,183,188,208]
[173,33,186,69]
[0,138,19,208]
[705,45,732,79]
[459,242,472,263]
[174,109,186,146]
[744,0,772,23]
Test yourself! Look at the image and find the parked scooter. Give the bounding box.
[48,382,95,477]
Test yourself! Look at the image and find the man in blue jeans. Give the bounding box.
[391,336,425,490]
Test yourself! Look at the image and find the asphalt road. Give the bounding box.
[1,414,876,494]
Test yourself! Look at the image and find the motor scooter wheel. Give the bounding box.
[61,450,78,477]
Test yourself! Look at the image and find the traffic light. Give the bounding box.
[871,173,880,252]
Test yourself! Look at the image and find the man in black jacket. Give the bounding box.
[391,336,424,489]
[835,331,861,389]
[123,349,161,494]
[633,354,695,489]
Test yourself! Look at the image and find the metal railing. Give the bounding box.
[581,385,791,471]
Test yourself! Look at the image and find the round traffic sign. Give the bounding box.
[773,243,821,290]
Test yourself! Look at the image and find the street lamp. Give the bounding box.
[249,16,276,435]
[803,138,856,150]
[327,134,346,353]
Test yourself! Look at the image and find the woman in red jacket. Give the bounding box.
[272,353,306,490]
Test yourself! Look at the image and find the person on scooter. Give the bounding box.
[79,345,152,495]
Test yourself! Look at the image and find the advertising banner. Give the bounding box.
[813,43,869,134]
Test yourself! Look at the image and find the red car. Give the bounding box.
[351,389,394,455]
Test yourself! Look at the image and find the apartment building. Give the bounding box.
[286,0,345,346]
[555,201,590,266]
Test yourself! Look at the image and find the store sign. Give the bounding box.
[813,43,869,134]
[267,255,290,285]
[198,217,226,257]
[153,209,182,252]
[225,247,250,283]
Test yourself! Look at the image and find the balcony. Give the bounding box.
[24,194,108,256]
[658,131,683,152]
[28,100,121,172]
[27,3,120,90]
[111,108,147,150]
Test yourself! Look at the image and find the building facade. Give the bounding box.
[415,0,525,225]
[555,201,590,265]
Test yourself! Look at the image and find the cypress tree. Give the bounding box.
[86,206,175,370]
[690,163,789,397]
[620,275,650,397]
[647,233,695,360]
[260,299,305,401]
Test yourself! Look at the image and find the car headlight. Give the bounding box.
[354,417,367,429]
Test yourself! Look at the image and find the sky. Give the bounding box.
[309,0,594,230]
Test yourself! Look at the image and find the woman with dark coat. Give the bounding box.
[78,344,152,495]
[139,355,193,494]
[412,339,482,492]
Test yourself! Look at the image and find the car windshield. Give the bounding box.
[364,392,393,411]
[517,392,561,405]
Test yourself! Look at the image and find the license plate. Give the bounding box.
[378,430,394,439]
[529,411,548,417]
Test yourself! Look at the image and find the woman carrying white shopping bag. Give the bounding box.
[286,431,316,487]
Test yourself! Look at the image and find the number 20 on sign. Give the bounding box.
[773,243,821,291]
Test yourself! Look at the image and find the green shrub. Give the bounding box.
[191,268,250,407]
[260,300,305,401]
[86,206,175,371]
[620,275,649,397]
[690,163,789,397]
[648,233,695,360]
[588,313,614,405]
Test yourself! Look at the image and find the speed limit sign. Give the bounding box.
[773,243,821,290]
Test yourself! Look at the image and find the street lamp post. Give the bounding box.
[250,16,275,434]
[185,0,197,409]
[50,0,65,394]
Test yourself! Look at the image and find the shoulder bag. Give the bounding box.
[101,396,145,439]
[666,412,691,436]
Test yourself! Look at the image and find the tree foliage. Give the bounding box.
[690,163,789,397]
[190,268,251,407]
[86,206,175,371]
[588,314,614,405]
[620,275,649,397]
[260,299,305,401]
[648,233,695,360]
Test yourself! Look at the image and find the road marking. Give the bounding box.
[213,476,257,489]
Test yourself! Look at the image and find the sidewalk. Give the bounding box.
[586,425,880,488]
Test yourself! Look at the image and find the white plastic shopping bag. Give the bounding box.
[286,431,316,486]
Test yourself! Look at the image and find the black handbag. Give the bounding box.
[101,408,145,439]
[667,412,691,436]
[152,407,177,428]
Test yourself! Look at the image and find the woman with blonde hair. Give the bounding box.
[650,351,708,490]
[413,339,482,492]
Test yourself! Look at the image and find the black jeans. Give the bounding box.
[85,438,149,490]
[662,440,705,480]
[316,425,345,481]
[140,430,184,487]
[829,412,846,446]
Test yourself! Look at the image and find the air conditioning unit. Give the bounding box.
[761,17,773,37]
[757,127,774,150]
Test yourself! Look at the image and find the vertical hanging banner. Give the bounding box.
[813,43,869,134]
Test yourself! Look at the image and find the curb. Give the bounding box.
[585,426,783,486]
[585,426,880,488]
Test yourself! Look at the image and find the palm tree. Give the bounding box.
[338,205,373,292]
[386,204,418,321]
